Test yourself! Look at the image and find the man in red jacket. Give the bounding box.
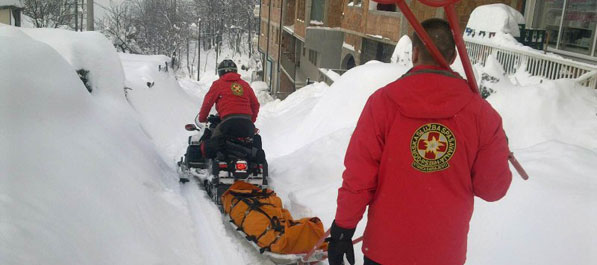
[328,19,512,265]
[198,59,260,138]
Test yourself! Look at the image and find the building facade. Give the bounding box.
[0,1,23,27]
[259,0,596,99]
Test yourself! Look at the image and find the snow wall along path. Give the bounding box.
[257,59,597,265]
[119,53,274,265]
[0,27,208,265]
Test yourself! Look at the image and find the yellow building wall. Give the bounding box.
[0,9,11,25]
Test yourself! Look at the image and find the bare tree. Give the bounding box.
[22,0,78,28]
[98,2,140,53]
[99,0,260,75]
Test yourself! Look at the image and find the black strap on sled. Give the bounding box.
[228,191,286,249]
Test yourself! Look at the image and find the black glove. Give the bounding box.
[327,221,356,265]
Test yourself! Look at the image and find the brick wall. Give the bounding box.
[341,6,365,32]
[327,0,344,27]
[341,0,520,41]
[271,6,282,22]
[365,12,401,42]
[295,20,306,38]
[268,25,280,60]
[284,0,297,26]
[279,71,295,95]
[344,33,362,54]
[261,0,269,19]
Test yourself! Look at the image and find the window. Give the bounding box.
[308,49,318,65]
[534,0,596,56]
[310,0,325,23]
[369,2,396,12]
[361,38,394,63]
[377,4,396,12]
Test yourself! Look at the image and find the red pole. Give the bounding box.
[303,229,330,261]
[509,152,529,180]
[395,0,529,180]
[444,3,479,94]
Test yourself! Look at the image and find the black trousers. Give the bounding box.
[364,256,381,265]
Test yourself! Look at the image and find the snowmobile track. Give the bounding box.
[182,172,327,265]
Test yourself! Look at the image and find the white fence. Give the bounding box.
[465,39,597,89]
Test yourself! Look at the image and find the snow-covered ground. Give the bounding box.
[107,48,597,265]
[257,62,597,265]
[0,26,205,265]
[2,8,597,265]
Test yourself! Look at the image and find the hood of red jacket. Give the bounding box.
[221,72,241,81]
[386,65,475,119]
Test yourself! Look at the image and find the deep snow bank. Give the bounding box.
[261,59,597,264]
[21,28,126,101]
[465,4,525,46]
[480,55,597,150]
[258,63,409,157]
[0,27,203,265]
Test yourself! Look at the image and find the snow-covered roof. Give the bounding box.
[0,0,24,8]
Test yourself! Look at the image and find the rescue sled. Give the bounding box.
[177,118,327,265]
[225,215,327,265]
[177,1,530,264]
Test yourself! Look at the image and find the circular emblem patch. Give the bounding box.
[410,123,456,173]
[231,83,244,96]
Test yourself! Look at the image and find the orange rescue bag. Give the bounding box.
[221,181,327,254]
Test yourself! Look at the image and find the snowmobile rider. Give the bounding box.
[198,59,260,138]
[327,18,512,265]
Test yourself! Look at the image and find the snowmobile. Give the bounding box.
[178,114,268,204]
[177,117,328,265]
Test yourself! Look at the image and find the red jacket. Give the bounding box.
[335,65,512,265]
[199,73,260,123]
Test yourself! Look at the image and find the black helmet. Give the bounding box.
[217,59,237,77]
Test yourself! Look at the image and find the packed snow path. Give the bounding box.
[123,56,597,265]
[120,53,274,265]
[2,25,595,264]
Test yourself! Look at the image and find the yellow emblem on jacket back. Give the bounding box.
[231,83,244,96]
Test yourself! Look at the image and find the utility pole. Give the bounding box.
[86,0,94,31]
[197,19,201,81]
[74,0,78,31]
[80,0,84,32]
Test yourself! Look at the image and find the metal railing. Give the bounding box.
[318,68,347,86]
[465,39,597,89]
